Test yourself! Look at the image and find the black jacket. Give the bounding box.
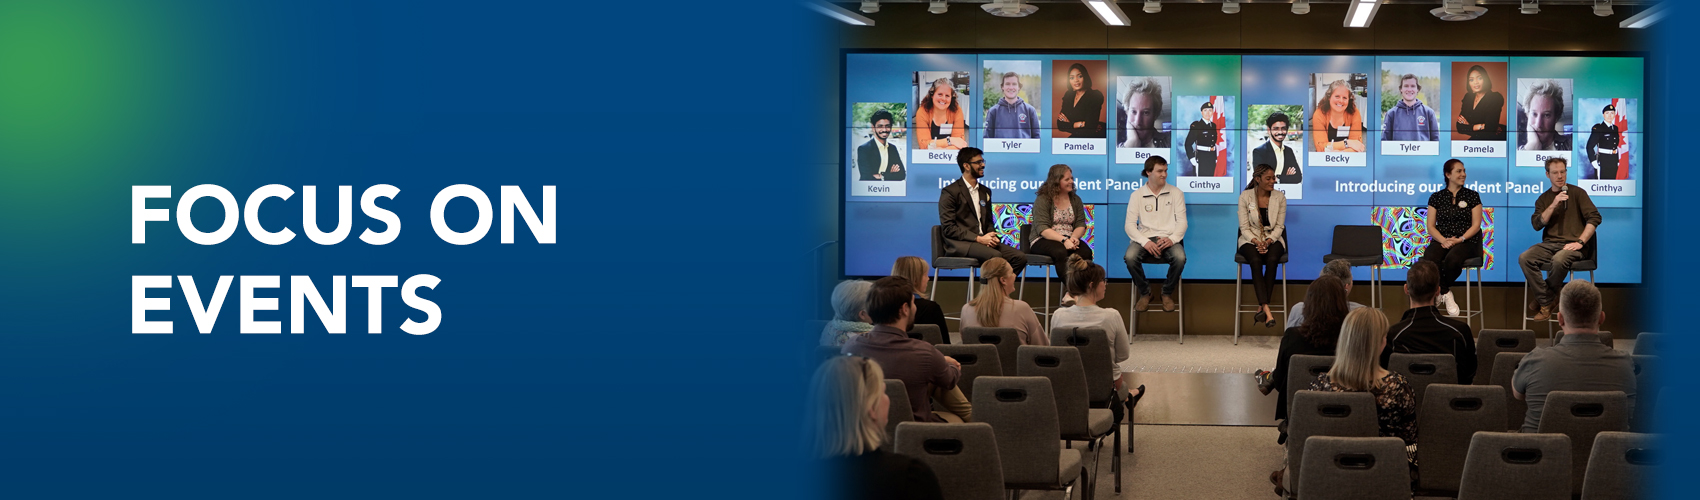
[1252,141,1302,184]
[1183,120,1219,176]
[856,138,905,181]
[1379,305,1478,385]
[938,178,995,255]
[1585,122,1621,164]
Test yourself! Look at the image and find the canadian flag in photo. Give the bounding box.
[1612,98,1630,180]
[1212,96,1228,176]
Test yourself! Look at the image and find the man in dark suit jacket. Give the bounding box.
[938,147,1026,270]
[1252,111,1303,184]
[857,109,905,181]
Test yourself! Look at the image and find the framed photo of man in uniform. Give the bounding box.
[1170,95,1235,193]
[1574,97,1638,197]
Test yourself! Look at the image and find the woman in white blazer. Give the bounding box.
[1238,164,1287,328]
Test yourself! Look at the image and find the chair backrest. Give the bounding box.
[1416,384,1509,494]
[1457,432,1573,500]
[1579,431,1657,500]
[1296,436,1411,500]
[970,376,1062,486]
[1050,326,1116,406]
[1286,391,1379,496]
[894,422,1006,500]
[936,344,1002,398]
[1018,223,1031,250]
[1631,355,1657,432]
[1014,345,1093,439]
[1488,351,1529,431]
[882,380,914,451]
[1387,353,1458,409]
[1287,354,1337,412]
[931,225,947,261]
[909,324,944,345]
[1474,329,1536,384]
[963,327,1022,377]
[1631,332,1660,356]
[816,345,843,366]
[1536,390,1630,496]
[1330,225,1382,257]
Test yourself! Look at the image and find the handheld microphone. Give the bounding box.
[1558,184,1568,211]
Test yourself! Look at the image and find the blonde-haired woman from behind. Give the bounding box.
[960,257,1046,346]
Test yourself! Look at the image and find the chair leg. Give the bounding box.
[1113,424,1123,493]
[930,267,940,301]
[1043,266,1053,333]
[1233,272,1242,344]
[1176,278,1184,345]
[1128,282,1136,337]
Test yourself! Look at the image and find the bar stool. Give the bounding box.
[1128,250,1184,343]
[1016,224,1058,332]
[1455,256,1484,329]
[1323,225,1386,309]
[930,225,982,324]
[1233,250,1288,345]
[1521,239,1597,338]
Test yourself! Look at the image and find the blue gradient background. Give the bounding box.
[0,1,815,498]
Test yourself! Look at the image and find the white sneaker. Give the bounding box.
[1441,291,1460,316]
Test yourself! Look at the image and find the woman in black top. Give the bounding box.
[811,356,946,500]
[1419,159,1484,314]
[1056,63,1105,138]
[892,256,950,343]
[1455,65,1506,141]
[1266,275,1349,423]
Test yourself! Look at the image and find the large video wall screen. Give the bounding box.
[843,53,1644,284]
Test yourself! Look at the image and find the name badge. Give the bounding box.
[1145,204,1155,212]
[1457,200,1468,209]
[939,123,953,136]
[1336,126,1349,137]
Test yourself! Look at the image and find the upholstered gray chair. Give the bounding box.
[1537,390,1630,496]
[893,422,1006,500]
[962,327,1021,378]
[1488,351,1529,431]
[971,376,1085,500]
[1474,329,1536,385]
[1416,384,1508,495]
[1016,345,1118,498]
[935,344,1002,398]
[1580,431,1657,500]
[1387,353,1459,409]
[1297,436,1410,500]
[1285,391,1379,496]
[1457,432,1572,500]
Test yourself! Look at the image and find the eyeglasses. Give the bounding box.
[966,159,986,166]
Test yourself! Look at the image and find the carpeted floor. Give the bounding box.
[1011,424,1285,500]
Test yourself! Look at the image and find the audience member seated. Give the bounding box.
[1512,279,1635,433]
[809,355,946,500]
[960,257,1047,346]
[1273,307,1417,493]
[1380,260,1478,384]
[821,280,873,348]
[1286,259,1368,329]
[845,276,973,423]
[892,256,950,344]
[1049,254,1144,421]
[1257,275,1350,426]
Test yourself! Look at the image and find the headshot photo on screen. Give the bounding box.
[1379,62,1441,143]
[1172,95,1233,178]
[1116,76,1172,149]
[914,71,972,150]
[1053,60,1107,139]
[982,60,1042,140]
[1248,104,1306,193]
[1577,97,1637,181]
[1516,78,1574,152]
[1451,62,1507,141]
[1309,73,1369,153]
[850,103,909,193]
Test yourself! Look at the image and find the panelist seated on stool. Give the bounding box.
[1123,155,1188,311]
[1519,156,1600,322]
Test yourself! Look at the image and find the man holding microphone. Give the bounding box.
[1519,157,1601,321]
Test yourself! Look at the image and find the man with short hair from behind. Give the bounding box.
[843,276,971,423]
[1511,280,1634,433]
[1285,259,1368,329]
[1379,260,1478,385]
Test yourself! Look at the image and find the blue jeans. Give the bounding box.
[1124,241,1186,296]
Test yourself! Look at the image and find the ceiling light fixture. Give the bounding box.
[1520,0,1539,15]
[929,1,948,14]
[1144,1,1161,14]
[1292,0,1310,15]
[1083,0,1131,26]
[1431,0,1486,21]
[1594,0,1613,17]
[1619,2,1666,28]
[1344,0,1381,28]
[807,1,875,25]
[1223,1,1239,14]
[983,0,1038,17]
[860,1,879,14]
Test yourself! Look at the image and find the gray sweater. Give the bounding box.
[1031,192,1087,246]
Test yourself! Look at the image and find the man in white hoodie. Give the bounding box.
[1123,155,1188,311]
